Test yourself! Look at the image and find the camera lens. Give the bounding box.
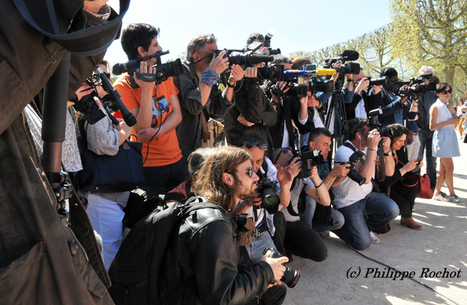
[262,248,300,288]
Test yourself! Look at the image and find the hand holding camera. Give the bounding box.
[262,248,300,288]
[209,50,229,74]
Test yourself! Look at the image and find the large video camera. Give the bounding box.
[113,50,183,86]
[278,65,335,98]
[214,48,274,68]
[396,72,437,97]
[256,178,280,214]
[323,50,361,75]
[72,68,136,126]
[366,76,389,87]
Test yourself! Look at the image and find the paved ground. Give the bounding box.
[283,135,467,305]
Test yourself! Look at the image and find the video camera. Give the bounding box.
[396,72,438,97]
[72,68,136,126]
[214,48,274,68]
[256,178,280,214]
[366,76,389,87]
[113,51,183,87]
[262,28,281,55]
[323,50,361,75]
[278,65,335,98]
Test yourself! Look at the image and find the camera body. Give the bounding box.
[366,76,388,87]
[323,50,361,75]
[295,147,324,179]
[256,178,280,214]
[397,72,437,98]
[263,247,300,288]
[72,72,108,124]
[134,58,183,84]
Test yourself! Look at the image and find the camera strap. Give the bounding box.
[286,178,306,217]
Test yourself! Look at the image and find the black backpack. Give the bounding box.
[108,196,222,305]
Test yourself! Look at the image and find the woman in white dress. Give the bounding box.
[430,82,461,203]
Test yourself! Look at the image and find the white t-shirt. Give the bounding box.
[332,142,373,209]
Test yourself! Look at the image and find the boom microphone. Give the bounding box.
[341,50,359,61]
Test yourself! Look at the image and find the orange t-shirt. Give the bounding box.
[114,75,183,167]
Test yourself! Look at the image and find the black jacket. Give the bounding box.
[224,78,277,146]
[162,200,275,305]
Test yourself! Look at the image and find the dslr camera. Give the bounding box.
[256,178,280,214]
[295,146,325,179]
[339,151,366,185]
[263,247,300,288]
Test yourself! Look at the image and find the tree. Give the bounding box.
[389,0,467,85]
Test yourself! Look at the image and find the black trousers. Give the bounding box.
[245,283,287,305]
[273,212,328,262]
[390,182,418,218]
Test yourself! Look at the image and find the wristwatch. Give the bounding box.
[227,82,236,88]
[384,151,393,156]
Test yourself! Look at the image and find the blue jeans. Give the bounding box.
[300,196,345,233]
[418,128,437,190]
[245,231,277,262]
[333,192,399,250]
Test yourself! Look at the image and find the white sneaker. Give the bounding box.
[449,195,460,203]
[370,231,380,244]
[432,193,450,202]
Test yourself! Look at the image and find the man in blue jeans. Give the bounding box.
[332,118,399,250]
[416,65,438,190]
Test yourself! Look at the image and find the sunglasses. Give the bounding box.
[244,141,268,151]
[228,166,254,178]
[273,147,292,164]
[441,89,452,94]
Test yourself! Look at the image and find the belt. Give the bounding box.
[255,223,268,235]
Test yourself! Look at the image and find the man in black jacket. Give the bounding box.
[162,146,288,304]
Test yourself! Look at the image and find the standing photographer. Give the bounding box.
[114,23,187,194]
[76,61,132,268]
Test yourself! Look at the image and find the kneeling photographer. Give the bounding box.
[377,124,424,230]
[302,128,348,235]
[230,136,295,262]
[270,146,330,262]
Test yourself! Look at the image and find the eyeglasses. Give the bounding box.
[228,166,254,178]
[244,141,268,151]
[273,147,292,164]
[442,89,452,94]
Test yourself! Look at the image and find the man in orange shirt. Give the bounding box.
[114,23,187,194]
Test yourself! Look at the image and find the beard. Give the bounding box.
[233,175,259,200]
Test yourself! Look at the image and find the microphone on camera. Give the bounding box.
[316,69,337,76]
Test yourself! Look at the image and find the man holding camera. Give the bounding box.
[271,147,330,262]
[370,67,407,126]
[114,23,187,194]
[174,34,244,157]
[230,136,294,262]
[162,146,288,304]
[332,118,399,249]
[416,65,438,190]
[300,128,347,234]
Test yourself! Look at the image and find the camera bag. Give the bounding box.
[108,196,222,305]
[77,117,145,193]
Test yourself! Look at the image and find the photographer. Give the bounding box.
[332,118,399,249]
[174,34,244,156]
[370,67,407,126]
[301,128,347,234]
[378,124,424,229]
[113,24,187,194]
[271,147,329,262]
[230,136,294,262]
[224,57,278,146]
[267,55,311,150]
[162,146,288,305]
[416,65,439,190]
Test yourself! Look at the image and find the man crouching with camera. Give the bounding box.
[162,146,288,305]
[332,118,399,249]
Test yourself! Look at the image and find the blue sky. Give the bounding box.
[106,0,391,67]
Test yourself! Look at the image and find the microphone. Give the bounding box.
[284,70,307,77]
[316,69,336,76]
[97,66,137,127]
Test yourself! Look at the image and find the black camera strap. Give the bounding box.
[286,178,306,217]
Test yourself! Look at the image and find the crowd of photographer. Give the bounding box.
[41,20,463,304]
